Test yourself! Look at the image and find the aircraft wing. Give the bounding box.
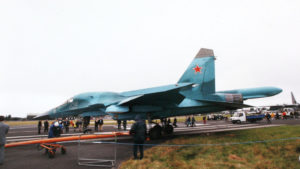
[119,83,193,106]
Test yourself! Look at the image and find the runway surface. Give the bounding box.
[3,119,300,169]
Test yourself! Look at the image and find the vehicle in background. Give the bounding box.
[230,111,265,124]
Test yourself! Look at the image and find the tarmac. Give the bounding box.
[2,119,300,169]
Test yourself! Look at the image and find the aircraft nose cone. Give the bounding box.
[34,111,51,120]
[34,114,50,120]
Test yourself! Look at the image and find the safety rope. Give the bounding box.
[91,137,300,147]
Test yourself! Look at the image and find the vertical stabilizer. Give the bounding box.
[178,48,215,95]
[291,92,297,104]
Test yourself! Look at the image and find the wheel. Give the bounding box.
[61,147,66,154]
[48,150,55,158]
[163,124,174,135]
[149,125,162,140]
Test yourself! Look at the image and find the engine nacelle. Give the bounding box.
[224,94,243,103]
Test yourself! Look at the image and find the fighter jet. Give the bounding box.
[35,48,282,138]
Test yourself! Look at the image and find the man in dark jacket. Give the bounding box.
[130,115,147,160]
[94,119,99,132]
[173,117,177,127]
[123,120,127,130]
[38,120,42,134]
[186,116,191,127]
[0,116,9,165]
[44,120,49,133]
[191,116,196,127]
[48,121,63,138]
[117,120,121,130]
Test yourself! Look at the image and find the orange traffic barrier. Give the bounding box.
[5,132,129,148]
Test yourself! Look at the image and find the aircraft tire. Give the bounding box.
[149,125,162,140]
[163,124,174,135]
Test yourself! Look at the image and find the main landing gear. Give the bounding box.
[148,121,174,140]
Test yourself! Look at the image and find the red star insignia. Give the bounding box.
[193,65,202,73]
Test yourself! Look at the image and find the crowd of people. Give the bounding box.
[36,110,299,137]
[37,118,98,136]
[265,111,299,122]
[37,117,130,136]
[159,118,178,127]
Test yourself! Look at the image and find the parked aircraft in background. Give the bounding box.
[269,92,299,111]
[35,48,282,138]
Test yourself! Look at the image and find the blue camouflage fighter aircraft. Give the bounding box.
[35,48,282,138]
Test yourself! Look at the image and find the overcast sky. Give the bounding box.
[1,0,300,117]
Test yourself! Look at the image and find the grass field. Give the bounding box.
[120,125,300,169]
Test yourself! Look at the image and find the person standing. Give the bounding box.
[65,119,70,133]
[0,116,9,165]
[276,112,280,120]
[191,116,196,127]
[167,118,171,125]
[48,121,63,138]
[69,120,74,128]
[83,116,90,130]
[38,120,42,134]
[44,120,49,133]
[290,112,294,119]
[173,117,177,128]
[117,120,122,130]
[186,116,191,127]
[130,115,147,160]
[266,112,271,124]
[94,119,98,132]
[99,118,104,131]
[203,116,207,124]
[271,112,275,120]
[123,120,127,130]
[282,111,287,120]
